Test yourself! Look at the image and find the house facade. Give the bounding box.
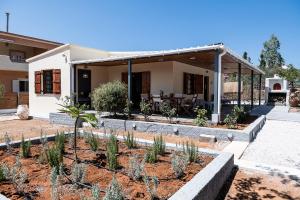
[0,31,63,110]
[27,44,264,122]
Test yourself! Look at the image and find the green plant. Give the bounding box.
[144,148,157,164]
[47,146,62,171]
[58,96,98,163]
[159,101,176,123]
[182,141,198,163]
[124,132,137,149]
[224,114,238,129]
[232,105,247,123]
[20,135,31,158]
[128,155,144,181]
[0,163,9,182]
[91,81,127,116]
[153,134,166,155]
[4,132,12,153]
[171,152,189,178]
[50,166,59,200]
[106,135,119,170]
[0,82,4,99]
[140,99,152,121]
[143,174,159,200]
[55,131,66,153]
[103,176,124,200]
[40,130,48,147]
[71,163,86,184]
[9,157,27,195]
[193,108,208,127]
[91,184,101,200]
[86,132,99,152]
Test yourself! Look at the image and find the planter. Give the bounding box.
[16,104,29,120]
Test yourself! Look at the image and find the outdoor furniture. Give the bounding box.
[141,93,150,102]
[182,94,198,115]
[162,94,185,113]
[151,94,163,112]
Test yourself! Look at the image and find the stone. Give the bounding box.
[199,134,216,143]
[16,105,29,120]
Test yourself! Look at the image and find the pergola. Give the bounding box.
[72,44,264,123]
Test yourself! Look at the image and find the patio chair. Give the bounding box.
[182,94,198,115]
[141,93,150,102]
[151,94,163,112]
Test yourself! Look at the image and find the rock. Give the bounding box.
[16,105,29,120]
[199,134,216,143]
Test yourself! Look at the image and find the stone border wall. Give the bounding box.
[50,113,266,142]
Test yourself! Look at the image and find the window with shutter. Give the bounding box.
[34,71,41,94]
[195,75,203,94]
[141,71,150,94]
[43,70,53,94]
[52,69,61,94]
[183,73,203,94]
[121,72,128,85]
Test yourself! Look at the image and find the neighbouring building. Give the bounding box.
[265,74,289,105]
[0,31,63,110]
[27,43,264,123]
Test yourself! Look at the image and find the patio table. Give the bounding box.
[162,96,185,113]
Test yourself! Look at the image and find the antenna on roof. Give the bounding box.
[5,12,9,32]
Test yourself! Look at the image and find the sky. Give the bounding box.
[0,0,300,67]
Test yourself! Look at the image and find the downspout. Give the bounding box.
[217,47,227,115]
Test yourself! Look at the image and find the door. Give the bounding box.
[132,72,142,108]
[204,76,209,101]
[77,69,91,107]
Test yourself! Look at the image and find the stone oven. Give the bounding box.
[265,74,289,105]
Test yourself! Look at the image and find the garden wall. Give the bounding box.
[49,113,266,142]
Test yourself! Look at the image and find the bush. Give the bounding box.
[47,146,63,170]
[171,152,189,178]
[55,132,66,153]
[92,81,127,115]
[0,163,9,182]
[232,105,247,123]
[104,176,124,200]
[182,141,198,163]
[71,163,86,184]
[224,114,238,129]
[140,99,152,121]
[4,132,12,153]
[20,135,31,158]
[128,155,144,181]
[143,174,159,200]
[0,82,4,99]
[124,132,137,149]
[91,184,101,200]
[159,101,176,123]
[193,108,208,127]
[106,135,119,170]
[144,148,157,164]
[153,134,166,156]
[86,132,99,152]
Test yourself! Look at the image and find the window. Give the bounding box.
[19,80,29,92]
[10,50,26,63]
[183,73,203,95]
[34,69,61,94]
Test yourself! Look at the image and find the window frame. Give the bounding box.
[42,70,53,94]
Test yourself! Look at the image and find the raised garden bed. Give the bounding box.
[0,132,233,200]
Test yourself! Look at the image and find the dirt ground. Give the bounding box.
[217,168,300,200]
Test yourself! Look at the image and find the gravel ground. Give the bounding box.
[241,120,300,169]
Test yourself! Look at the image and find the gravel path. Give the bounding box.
[241,120,300,169]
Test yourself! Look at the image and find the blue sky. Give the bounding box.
[1,0,300,67]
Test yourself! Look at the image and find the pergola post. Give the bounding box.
[212,50,221,124]
[128,59,132,103]
[237,63,242,107]
[258,74,262,106]
[251,70,254,109]
[73,64,77,103]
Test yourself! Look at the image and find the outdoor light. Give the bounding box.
[227,133,234,141]
[132,123,136,130]
[173,127,179,135]
[100,120,104,127]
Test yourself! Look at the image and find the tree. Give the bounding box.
[259,34,285,77]
[243,51,252,63]
[58,96,98,163]
[0,83,4,99]
[278,64,299,90]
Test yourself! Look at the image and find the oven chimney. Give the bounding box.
[5,12,9,32]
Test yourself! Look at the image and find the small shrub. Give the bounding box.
[20,135,31,158]
[159,101,176,123]
[182,141,198,163]
[91,81,127,116]
[50,167,59,200]
[38,145,49,164]
[140,99,152,121]
[47,146,62,170]
[128,155,144,181]
[91,184,101,200]
[232,105,247,123]
[103,176,124,200]
[10,157,27,195]
[55,131,66,153]
[193,108,208,127]
[0,163,9,181]
[153,134,166,155]
[4,132,12,153]
[171,152,189,178]
[144,148,157,164]
[40,130,48,147]
[71,163,86,184]
[124,132,137,149]
[86,132,99,152]
[106,135,119,170]
[143,174,159,200]
[224,114,238,129]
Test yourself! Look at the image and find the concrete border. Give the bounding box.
[0,131,234,200]
[50,112,266,142]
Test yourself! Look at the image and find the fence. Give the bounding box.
[0,92,29,109]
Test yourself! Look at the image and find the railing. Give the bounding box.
[0,55,28,71]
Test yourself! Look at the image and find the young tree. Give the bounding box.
[243,51,251,63]
[0,83,5,99]
[259,34,285,77]
[278,64,299,90]
[58,96,98,163]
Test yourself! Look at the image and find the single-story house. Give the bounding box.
[27,43,264,123]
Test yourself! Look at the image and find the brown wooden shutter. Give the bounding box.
[34,71,41,94]
[195,74,203,94]
[121,72,128,85]
[141,71,151,94]
[52,69,61,94]
[183,73,188,94]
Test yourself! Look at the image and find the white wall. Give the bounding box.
[29,49,72,118]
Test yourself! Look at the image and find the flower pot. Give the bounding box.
[17,105,29,120]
